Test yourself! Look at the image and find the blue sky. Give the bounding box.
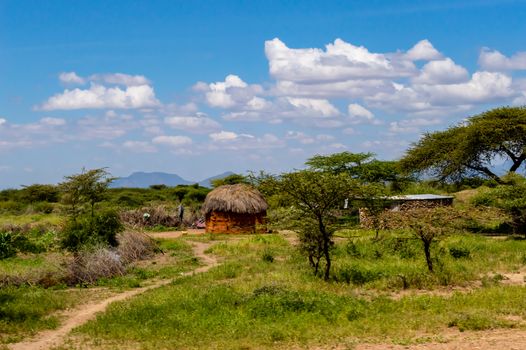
[1,0,526,187]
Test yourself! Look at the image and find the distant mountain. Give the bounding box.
[110,171,235,188]
[198,171,235,188]
[110,172,192,188]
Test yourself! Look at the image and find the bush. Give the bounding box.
[449,246,471,259]
[61,210,123,252]
[120,205,181,228]
[117,231,157,265]
[68,246,126,285]
[0,232,16,259]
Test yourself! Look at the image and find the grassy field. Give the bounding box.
[63,232,526,349]
[0,236,198,346]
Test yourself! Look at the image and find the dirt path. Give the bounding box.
[9,240,218,350]
[356,328,526,350]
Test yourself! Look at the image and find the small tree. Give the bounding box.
[383,206,461,272]
[472,173,526,236]
[60,168,114,221]
[211,173,248,188]
[59,168,120,251]
[269,170,356,280]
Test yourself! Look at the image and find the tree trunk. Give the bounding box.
[318,216,331,281]
[423,239,433,272]
[509,153,526,173]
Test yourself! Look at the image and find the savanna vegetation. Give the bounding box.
[1,106,526,348]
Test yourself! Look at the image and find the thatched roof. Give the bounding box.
[202,184,268,215]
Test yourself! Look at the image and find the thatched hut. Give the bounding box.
[202,184,268,234]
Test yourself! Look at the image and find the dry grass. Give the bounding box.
[119,205,181,228]
[68,246,126,285]
[202,184,268,214]
[116,231,156,265]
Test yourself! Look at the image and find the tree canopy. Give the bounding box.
[400,107,526,184]
[306,151,410,187]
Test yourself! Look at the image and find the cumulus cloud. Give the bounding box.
[412,58,469,84]
[479,48,526,71]
[0,118,6,126]
[195,74,265,109]
[265,38,416,82]
[287,98,340,117]
[59,72,85,85]
[39,84,160,110]
[152,135,193,147]
[405,39,442,61]
[164,114,221,133]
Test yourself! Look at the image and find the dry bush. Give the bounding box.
[120,204,181,228]
[69,246,126,285]
[117,231,156,265]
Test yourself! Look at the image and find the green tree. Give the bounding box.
[60,168,114,221]
[59,168,120,251]
[306,151,410,187]
[383,206,462,272]
[400,107,526,184]
[269,170,357,280]
[472,173,526,235]
[211,173,248,188]
[20,184,59,203]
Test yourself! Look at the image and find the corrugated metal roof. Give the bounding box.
[388,194,454,200]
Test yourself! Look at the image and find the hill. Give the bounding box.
[110,171,235,188]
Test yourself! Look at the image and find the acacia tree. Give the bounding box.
[383,206,462,272]
[400,106,526,184]
[60,168,114,221]
[269,170,357,280]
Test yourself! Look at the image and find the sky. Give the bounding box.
[1,0,526,188]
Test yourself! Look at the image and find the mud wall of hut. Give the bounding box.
[205,211,266,234]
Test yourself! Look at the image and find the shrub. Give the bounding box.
[449,246,471,259]
[117,231,156,265]
[68,246,126,285]
[0,232,16,259]
[261,250,274,263]
[61,210,123,252]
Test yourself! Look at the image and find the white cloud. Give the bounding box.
[0,118,6,126]
[413,58,469,84]
[89,73,150,86]
[122,140,157,153]
[265,38,416,82]
[209,130,242,142]
[59,72,85,85]
[197,74,265,109]
[39,84,160,110]
[152,135,193,147]
[479,48,526,71]
[347,103,382,125]
[405,39,442,61]
[287,98,340,117]
[164,115,221,133]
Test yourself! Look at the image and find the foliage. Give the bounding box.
[471,173,526,235]
[382,206,463,272]
[267,170,357,279]
[354,183,391,238]
[60,168,114,220]
[306,151,411,188]
[211,173,248,188]
[61,210,123,252]
[400,106,526,183]
[0,232,16,259]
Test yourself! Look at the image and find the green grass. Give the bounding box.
[72,232,526,349]
[0,286,89,344]
[0,213,63,227]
